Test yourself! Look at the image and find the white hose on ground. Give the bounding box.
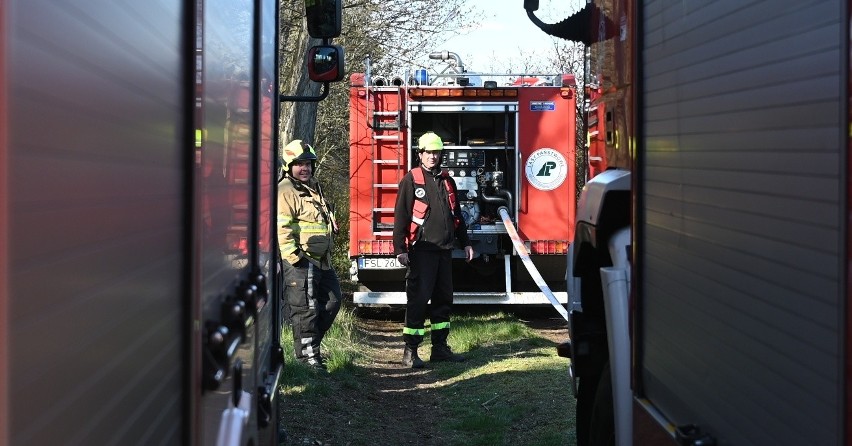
[497,206,569,322]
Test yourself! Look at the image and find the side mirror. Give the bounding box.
[305,0,342,39]
[308,45,345,82]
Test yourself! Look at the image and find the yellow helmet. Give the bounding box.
[281,140,317,167]
[418,132,444,152]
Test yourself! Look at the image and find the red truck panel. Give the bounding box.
[349,85,408,256]
[517,87,577,245]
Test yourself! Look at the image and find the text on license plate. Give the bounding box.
[359,257,404,269]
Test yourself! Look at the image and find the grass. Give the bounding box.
[427,311,576,446]
[278,305,576,445]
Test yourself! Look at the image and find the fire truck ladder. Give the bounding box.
[367,83,405,237]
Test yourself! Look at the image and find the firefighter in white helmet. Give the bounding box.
[392,131,475,368]
[278,139,341,371]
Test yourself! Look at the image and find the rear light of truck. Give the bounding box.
[358,239,395,254]
[526,240,569,255]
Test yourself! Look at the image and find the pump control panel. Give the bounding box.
[441,149,486,168]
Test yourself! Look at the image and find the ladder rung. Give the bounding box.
[373,208,394,212]
[372,111,399,116]
[373,159,400,164]
[373,231,393,236]
[373,134,401,141]
[373,184,399,188]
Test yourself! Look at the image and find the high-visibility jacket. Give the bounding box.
[392,166,469,255]
[408,167,460,245]
[277,175,336,269]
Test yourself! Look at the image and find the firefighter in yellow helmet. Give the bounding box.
[278,139,341,371]
[392,131,475,368]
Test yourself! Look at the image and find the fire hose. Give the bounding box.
[497,206,569,322]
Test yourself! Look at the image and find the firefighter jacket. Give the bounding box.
[277,175,336,270]
[393,166,471,255]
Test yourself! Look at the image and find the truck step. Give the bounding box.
[373,183,399,189]
[373,159,401,165]
[370,110,401,130]
[373,134,401,141]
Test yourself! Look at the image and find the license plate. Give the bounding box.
[359,257,404,269]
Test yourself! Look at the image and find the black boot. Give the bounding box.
[430,344,465,362]
[430,328,465,362]
[402,345,425,369]
[296,342,327,372]
[303,354,327,371]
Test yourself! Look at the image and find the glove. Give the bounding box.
[464,245,475,262]
[396,253,409,266]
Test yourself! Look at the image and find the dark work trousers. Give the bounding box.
[403,248,453,348]
[283,260,342,361]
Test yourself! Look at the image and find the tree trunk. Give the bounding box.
[278,2,321,152]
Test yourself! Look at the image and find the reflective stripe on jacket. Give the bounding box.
[277,175,335,269]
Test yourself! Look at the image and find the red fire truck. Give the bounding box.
[348,53,583,306]
[526,0,852,445]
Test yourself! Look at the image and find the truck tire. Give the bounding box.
[575,253,608,446]
[576,375,598,446]
[589,362,615,446]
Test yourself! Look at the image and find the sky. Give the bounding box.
[428,0,586,73]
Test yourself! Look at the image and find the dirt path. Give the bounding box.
[279,307,569,446]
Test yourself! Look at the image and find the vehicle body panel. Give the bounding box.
[1,0,282,444]
[565,0,851,444]
[637,1,846,444]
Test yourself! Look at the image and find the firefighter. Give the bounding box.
[393,132,475,368]
[278,139,341,371]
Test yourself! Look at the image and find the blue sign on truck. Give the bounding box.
[530,101,555,111]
